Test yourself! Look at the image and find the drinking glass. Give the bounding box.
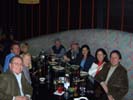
[79,84,86,96]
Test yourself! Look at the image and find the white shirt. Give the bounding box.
[12,73,31,100]
[105,66,117,84]
[14,73,24,96]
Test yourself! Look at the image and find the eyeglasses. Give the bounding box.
[11,62,23,66]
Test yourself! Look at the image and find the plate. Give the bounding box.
[80,71,88,77]
[74,97,88,100]
[52,66,65,71]
[71,65,80,70]
[49,61,58,65]
[39,77,45,82]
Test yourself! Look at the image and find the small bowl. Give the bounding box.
[39,77,45,82]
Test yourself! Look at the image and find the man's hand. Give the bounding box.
[100,82,108,93]
[108,95,114,100]
[15,96,30,100]
[100,82,115,100]
[63,56,70,62]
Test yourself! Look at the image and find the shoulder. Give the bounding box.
[104,62,111,66]
[52,45,55,49]
[0,72,14,81]
[100,62,111,71]
[87,55,95,61]
[66,49,71,54]
[6,53,15,58]
[117,64,127,73]
[89,55,95,58]
[61,45,65,49]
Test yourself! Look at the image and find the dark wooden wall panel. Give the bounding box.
[1,0,133,40]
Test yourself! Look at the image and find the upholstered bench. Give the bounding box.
[26,29,133,100]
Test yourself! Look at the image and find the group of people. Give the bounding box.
[0,42,32,100]
[0,38,129,100]
[48,39,129,100]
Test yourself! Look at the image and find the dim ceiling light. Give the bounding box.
[18,0,40,4]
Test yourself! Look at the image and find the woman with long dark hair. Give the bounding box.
[89,48,108,77]
[77,44,95,72]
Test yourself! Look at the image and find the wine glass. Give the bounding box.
[79,83,86,96]
[53,78,58,90]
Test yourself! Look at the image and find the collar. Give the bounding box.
[14,72,22,77]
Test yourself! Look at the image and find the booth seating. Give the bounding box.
[26,29,133,100]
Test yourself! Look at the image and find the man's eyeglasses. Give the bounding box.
[11,62,23,66]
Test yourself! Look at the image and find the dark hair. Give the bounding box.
[9,55,22,63]
[54,38,61,43]
[81,44,91,55]
[110,50,122,59]
[95,48,108,63]
[10,42,20,50]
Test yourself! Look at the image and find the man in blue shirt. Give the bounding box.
[51,39,66,58]
[3,42,20,72]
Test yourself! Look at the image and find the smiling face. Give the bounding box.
[110,53,121,66]
[22,54,31,67]
[21,45,29,53]
[82,47,89,56]
[9,57,23,74]
[97,51,105,63]
[71,43,79,51]
[11,44,20,55]
[55,40,61,48]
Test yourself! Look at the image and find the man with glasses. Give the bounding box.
[0,55,32,100]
